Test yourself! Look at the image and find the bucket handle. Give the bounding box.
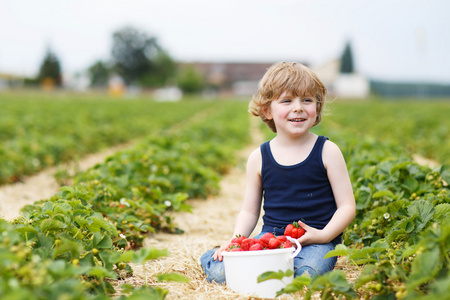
[286,236,302,259]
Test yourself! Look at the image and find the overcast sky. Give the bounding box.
[1,0,449,83]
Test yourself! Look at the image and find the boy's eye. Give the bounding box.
[303,98,313,102]
[281,99,291,103]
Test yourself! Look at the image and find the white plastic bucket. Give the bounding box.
[222,237,301,298]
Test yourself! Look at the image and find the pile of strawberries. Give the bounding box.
[225,222,305,252]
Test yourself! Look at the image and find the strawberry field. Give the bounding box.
[0,92,449,299]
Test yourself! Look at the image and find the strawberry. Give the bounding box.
[230,247,244,252]
[241,238,257,251]
[291,227,299,238]
[282,240,293,248]
[225,242,240,251]
[249,243,263,251]
[284,224,294,237]
[268,237,282,249]
[284,222,306,238]
[231,235,246,245]
[259,232,275,248]
[276,235,287,242]
[297,227,305,238]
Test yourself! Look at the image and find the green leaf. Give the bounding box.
[276,275,311,296]
[99,250,120,271]
[310,270,356,298]
[157,273,190,283]
[132,248,169,263]
[434,204,450,222]
[42,201,54,212]
[373,190,394,199]
[407,248,441,290]
[402,177,419,192]
[257,269,294,283]
[355,186,372,210]
[74,215,89,229]
[60,186,75,194]
[440,164,450,185]
[86,266,117,280]
[324,244,349,258]
[390,161,412,174]
[14,224,37,234]
[36,232,54,250]
[405,220,415,233]
[40,218,67,233]
[53,238,81,259]
[95,235,113,249]
[348,246,384,265]
[118,250,135,262]
[408,200,434,232]
[53,202,73,215]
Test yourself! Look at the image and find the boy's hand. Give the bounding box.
[296,220,327,246]
[213,240,232,262]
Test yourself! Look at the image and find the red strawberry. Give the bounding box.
[237,235,246,244]
[284,224,294,237]
[259,232,275,248]
[276,235,287,242]
[225,243,240,251]
[268,237,282,249]
[284,222,306,238]
[249,243,263,251]
[241,238,257,251]
[282,240,293,248]
[240,238,251,251]
[230,247,244,252]
[231,235,246,245]
[291,227,299,238]
[297,227,305,238]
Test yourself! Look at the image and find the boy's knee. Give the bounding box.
[205,265,226,284]
[200,249,226,284]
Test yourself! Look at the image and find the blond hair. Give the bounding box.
[249,62,327,132]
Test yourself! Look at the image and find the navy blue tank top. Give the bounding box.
[260,135,341,243]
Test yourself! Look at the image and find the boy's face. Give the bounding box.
[266,91,317,137]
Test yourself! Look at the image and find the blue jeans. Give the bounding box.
[200,232,338,284]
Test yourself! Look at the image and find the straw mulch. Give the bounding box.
[114,120,361,299]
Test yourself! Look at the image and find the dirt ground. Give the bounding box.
[0,142,135,221]
[0,119,358,299]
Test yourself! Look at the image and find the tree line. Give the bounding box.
[29,26,204,94]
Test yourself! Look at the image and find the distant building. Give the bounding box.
[0,73,24,89]
[312,59,370,99]
[180,62,308,96]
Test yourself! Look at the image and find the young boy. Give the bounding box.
[200,62,355,283]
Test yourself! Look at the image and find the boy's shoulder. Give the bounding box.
[322,139,344,163]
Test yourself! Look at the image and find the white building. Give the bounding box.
[313,59,370,99]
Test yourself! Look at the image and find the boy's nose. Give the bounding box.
[292,102,302,112]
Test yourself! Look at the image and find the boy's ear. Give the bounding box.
[261,105,272,120]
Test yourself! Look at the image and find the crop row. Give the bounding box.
[319,98,450,165]
[260,101,449,299]
[0,100,250,299]
[0,92,213,184]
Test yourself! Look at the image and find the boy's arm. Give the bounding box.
[214,148,263,261]
[233,148,263,237]
[298,140,355,245]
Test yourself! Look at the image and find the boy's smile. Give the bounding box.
[267,92,317,137]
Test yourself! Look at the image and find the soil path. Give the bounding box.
[0,142,135,220]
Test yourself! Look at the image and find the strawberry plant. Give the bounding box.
[1,195,184,299]
[0,93,211,184]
